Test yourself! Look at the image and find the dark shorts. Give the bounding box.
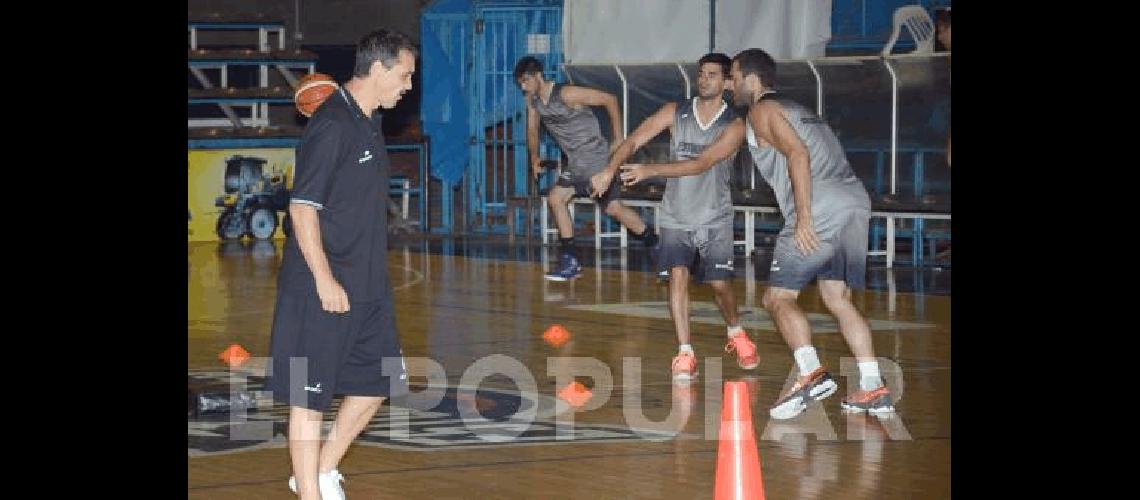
[266,291,408,411]
[555,169,621,208]
[658,224,736,282]
[768,210,869,291]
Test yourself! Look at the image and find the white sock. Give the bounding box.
[858,361,883,391]
[793,345,821,376]
[678,344,694,355]
[727,325,744,338]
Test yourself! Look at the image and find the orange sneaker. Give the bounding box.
[768,367,838,420]
[671,351,698,382]
[841,386,895,414]
[724,331,759,369]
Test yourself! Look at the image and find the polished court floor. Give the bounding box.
[188,236,950,499]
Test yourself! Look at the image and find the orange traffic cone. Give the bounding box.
[557,381,592,408]
[714,381,766,500]
[543,324,571,348]
[219,344,250,368]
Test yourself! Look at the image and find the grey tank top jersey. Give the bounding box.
[531,83,611,175]
[746,93,870,238]
[660,98,737,229]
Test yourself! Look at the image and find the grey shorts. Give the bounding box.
[768,210,869,291]
[659,224,735,282]
[555,168,621,207]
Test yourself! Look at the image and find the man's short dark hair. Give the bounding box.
[698,52,732,77]
[514,56,543,81]
[732,48,777,88]
[354,29,418,77]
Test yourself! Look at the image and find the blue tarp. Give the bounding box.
[421,0,472,187]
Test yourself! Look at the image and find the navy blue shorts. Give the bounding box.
[658,224,736,282]
[555,169,622,208]
[266,291,408,411]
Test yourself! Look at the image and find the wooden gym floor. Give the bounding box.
[188,236,950,499]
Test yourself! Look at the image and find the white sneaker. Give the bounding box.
[288,469,346,499]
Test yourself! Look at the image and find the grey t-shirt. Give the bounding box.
[659,98,737,229]
[746,94,870,238]
[531,83,611,176]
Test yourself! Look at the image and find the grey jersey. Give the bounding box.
[659,98,737,229]
[746,94,870,238]
[531,83,611,176]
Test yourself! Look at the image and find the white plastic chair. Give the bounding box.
[881,5,936,56]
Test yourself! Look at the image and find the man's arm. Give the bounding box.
[526,101,542,178]
[604,102,675,175]
[288,118,350,312]
[589,102,675,196]
[619,118,744,184]
[749,100,819,255]
[560,85,624,147]
[289,203,349,313]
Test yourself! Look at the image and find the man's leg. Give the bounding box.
[289,407,324,500]
[698,224,758,369]
[268,292,347,498]
[604,199,648,236]
[764,235,840,419]
[712,278,761,371]
[659,228,698,381]
[546,184,583,281]
[818,280,891,408]
[287,398,383,499]
[549,184,576,242]
[818,210,881,387]
[668,265,692,346]
[763,286,811,353]
[319,396,385,472]
[818,281,875,363]
[708,279,738,327]
[820,211,894,413]
[599,176,657,247]
[322,297,411,470]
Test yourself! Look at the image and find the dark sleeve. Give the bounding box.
[289,118,343,209]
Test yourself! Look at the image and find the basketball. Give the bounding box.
[294,73,338,117]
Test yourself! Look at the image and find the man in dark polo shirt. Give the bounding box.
[266,29,416,500]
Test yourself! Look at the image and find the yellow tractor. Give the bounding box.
[214,155,291,240]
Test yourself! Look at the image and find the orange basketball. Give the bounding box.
[294,73,338,117]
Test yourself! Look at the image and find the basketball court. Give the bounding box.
[188,238,950,499]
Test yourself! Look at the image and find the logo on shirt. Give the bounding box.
[359,150,374,164]
[676,141,712,161]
